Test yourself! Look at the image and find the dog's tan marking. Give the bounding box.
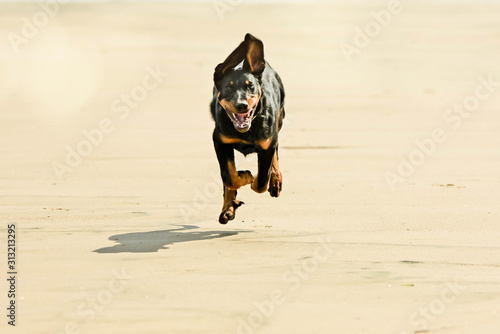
[220,134,250,145]
[226,160,254,190]
[221,134,272,151]
[247,94,260,111]
[245,80,249,85]
[269,149,282,197]
[219,186,243,224]
[230,81,233,85]
[219,99,238,114]
[251,176,268,193]
[256,138,273,150]
[221,187,237,215]
[249,86,262,110]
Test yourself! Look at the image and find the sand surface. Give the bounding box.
[1,1,500,333]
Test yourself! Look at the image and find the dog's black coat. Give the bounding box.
[210,33,285,224]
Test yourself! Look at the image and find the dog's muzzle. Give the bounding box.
[226,107,255,132]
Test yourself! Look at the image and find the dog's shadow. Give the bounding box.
[93,224,247,254]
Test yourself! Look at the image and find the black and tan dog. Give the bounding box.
[210,33,285,224]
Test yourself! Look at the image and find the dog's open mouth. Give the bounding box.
[226,108,255,132]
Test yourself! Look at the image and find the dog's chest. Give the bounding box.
[219,134,273,151]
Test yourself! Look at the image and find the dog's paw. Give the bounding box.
[269,173,282,197]
[251,176,269,193]
[237,170,254,186]
[218,200,244,224]
[218,211,234,225]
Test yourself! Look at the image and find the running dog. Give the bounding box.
[210,33,285,224]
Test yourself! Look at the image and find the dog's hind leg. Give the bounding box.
[251,147,275,194]
[268,146,282,197]
[219,187,244,224]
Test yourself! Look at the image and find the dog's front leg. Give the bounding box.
[213,134,253,224]
[219,187,243,224]
[214,141,253,190]
[251,147,276,194]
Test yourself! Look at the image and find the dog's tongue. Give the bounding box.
[230,108,254,129]
[234,112,249,124]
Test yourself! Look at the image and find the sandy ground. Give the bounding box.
[1,1,500,333]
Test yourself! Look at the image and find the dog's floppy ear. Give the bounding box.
[214,40,247,84]
[243,33,265,75]
[214,34,266,84]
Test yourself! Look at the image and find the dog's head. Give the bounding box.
[214,33,265,133]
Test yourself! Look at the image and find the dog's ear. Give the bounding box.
[214,34,266,84]
[243,33,265,75]
[214,40,247,84]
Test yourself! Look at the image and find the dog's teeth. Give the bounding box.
[226,107,255,130]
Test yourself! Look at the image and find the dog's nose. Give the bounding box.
[235,102,248,113]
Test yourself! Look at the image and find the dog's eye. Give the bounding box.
[247,83,254,90]
[225,86,232,92]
